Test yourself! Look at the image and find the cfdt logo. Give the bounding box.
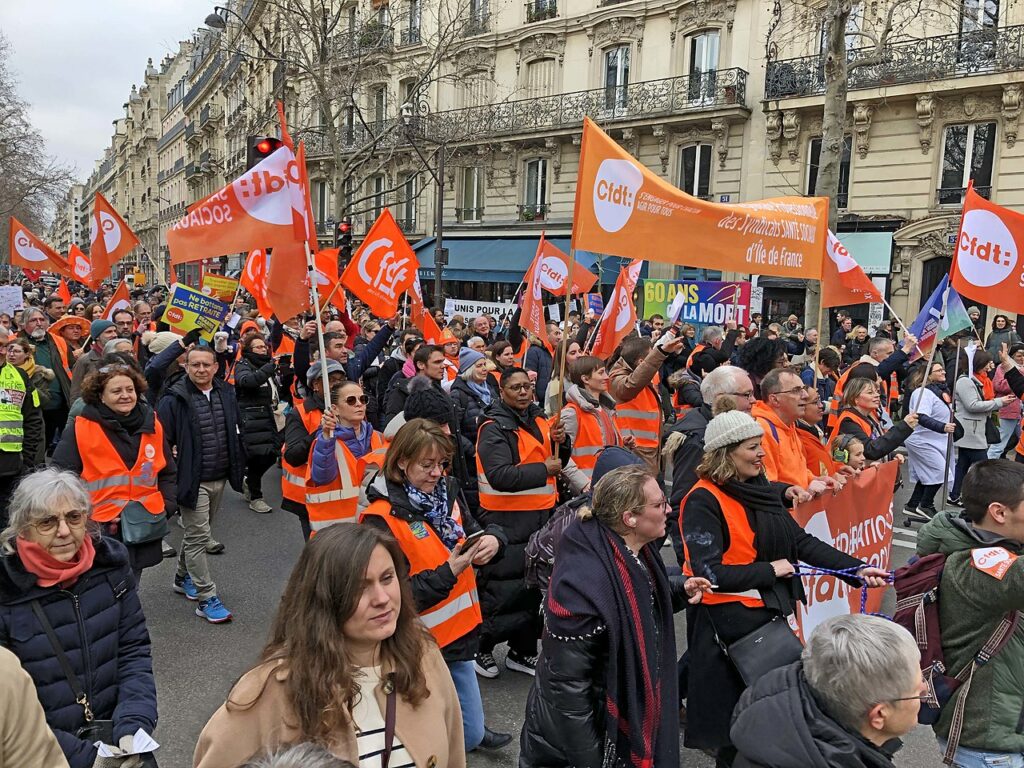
[538,256,568,292]
[593,159,643,233]
[357,238,411,300]
[613,286,633,332]
[72,254,91,280]
[230,149,300,226]
[90,211,121,253]
[12,230,47,262]
[957,208,1017,287]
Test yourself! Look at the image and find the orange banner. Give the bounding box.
[408,273,443,343]
[532,233,597,296]
[951,183,1024,315]
[340,210,416,318]
[571,118,827,279]
[91,193,140,281]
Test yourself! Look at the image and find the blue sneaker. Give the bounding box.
[196,596,233,624]
[172,574,198,601]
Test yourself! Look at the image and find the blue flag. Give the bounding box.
[906,275,974,361]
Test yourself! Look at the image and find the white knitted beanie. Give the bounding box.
[703,410,764,452]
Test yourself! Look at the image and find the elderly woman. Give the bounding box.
[520,464,711,767]
[0,469,157,768]
[194,524,464,768]
[682,408,889,766]
[449,348,498,443]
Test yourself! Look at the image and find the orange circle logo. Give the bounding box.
[165,307,185,324]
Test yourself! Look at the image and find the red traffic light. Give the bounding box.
[257,139,273,154]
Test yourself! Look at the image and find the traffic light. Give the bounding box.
[338,218,352,262]
[246,136,285,169]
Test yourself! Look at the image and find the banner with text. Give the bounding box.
[164,284,230,342]
[790,460,897,642]
[200,273,240,303]
[444,298,515,321]
[641,280,751,330]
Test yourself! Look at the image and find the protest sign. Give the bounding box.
[201,273,240,303]
[0,286,24,317]
[444,298,515,321]
[584,293,604,316]
[640,280,751,330]
[790,461,897,642]
[164,284,230,342]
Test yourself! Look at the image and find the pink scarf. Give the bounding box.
[16,535,96,588]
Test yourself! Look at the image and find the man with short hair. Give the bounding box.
[801,347,841,428]
[133,301,154,332]
[688,322,739,378]
[293,314,396,391]
[69,319,120,402]
[112,309,135,340]
[916,459,1024,764]
[158,345,246,624]
[472,315,496,345]
[830,332,918,424]
[383,344,446,426]
[42,295,65,323]
[731,615,923,768]
[831,315,853,347]
[18,307,70,452]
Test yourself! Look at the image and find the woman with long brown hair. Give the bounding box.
[194,524,464,767]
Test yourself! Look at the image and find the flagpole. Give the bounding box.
[814,293,826,390]
[402,292,409,331]
[555,248,579,418]
[940,337,962,509]
[878,296,926,360]
[304,240,333,435]
[915,283,951,411]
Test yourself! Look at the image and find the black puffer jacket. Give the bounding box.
[362,475,507,663]
[448,375,498,445]
[233,353,282,459]
[731,662,900,768]
[475,400,571,646]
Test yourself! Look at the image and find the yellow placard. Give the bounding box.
[200,273,240,303]
[165,284,229,342]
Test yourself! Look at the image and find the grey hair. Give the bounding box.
[803,614,921,731]
[21,307,47,325]
[701,325,724,344]
[467,335,485,347]
[0,469,95,554]
[241,744,355,768]
[0,325,10,341]
[104,338,132,354]
[701,366,749,403]
[587,464,655,534]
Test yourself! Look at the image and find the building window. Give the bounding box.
[679,144,713,199]
[959,0,999,61]
[371,175,386,219]
[938,122,995,204]
[521,159,548,221]
[604,46,630,111]
[458,71,490,109]
[397,173,418,231]
[807,136,852,208]
[688,30,720,103]
[315,180,328,229]
[525,58,556,98]
[526,0,557,23]
[459,167,485,222]
[402,0,422,45]
[371,86,387,128]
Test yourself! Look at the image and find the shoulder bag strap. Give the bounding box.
[381,682,397,768]
[30,599,94,722]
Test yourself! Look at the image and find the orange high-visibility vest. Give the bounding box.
[826,408,875,455]
[681,479,765,609]
[686,343,707,371]
[796,423,834,477]
[280,399,323,505]
[564,401,621,482]
[49,333,74,379]
[274,334,296,357]
[512,340,529,367]
[614,383,661,449]
[476,416,557,511]
[76,417,167,524]
[828,365,893,430]
[305,430,386,533]
[673,389,693,419]
[360,499,483,647]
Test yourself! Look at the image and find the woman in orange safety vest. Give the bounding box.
[560,355,626,493]
[52,360,176,583]
[487,341,518,386]
[826,376,917,462]
[361,417,511,752]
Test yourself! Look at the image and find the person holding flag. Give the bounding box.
[18,308,72,454]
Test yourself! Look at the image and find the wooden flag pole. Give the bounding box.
[555,247,579,419]
[304,240,333,435]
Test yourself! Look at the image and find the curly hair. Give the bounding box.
[738,336,789,379]
[79,359,148,407]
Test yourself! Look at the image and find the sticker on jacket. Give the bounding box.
[971,547,1018,580]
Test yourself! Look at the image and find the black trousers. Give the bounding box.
[245,453,278,500]
[42,404,69,455]
[907,482,940,511]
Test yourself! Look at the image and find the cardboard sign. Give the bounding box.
[444,298,515,321]
[640,280,751,330]
[165,284,230,342]
[200,273,240,303]
[0,286,24,317]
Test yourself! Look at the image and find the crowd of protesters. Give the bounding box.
[1,273,1024,768]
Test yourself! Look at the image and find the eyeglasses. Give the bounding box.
[342,394,369,406]
[727,390,756,400]
[774,386,808,396]
[98,364,130,374]
[416,459,451,473]
[31,510,88,535]
[630,497,670,511]
[506,382,535,392]
[886,694,933,704]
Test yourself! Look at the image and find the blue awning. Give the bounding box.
[412,236,599,283]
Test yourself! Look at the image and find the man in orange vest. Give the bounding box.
[688,322,740,379]
[828,333,918,429]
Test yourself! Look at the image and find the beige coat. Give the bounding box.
[0,647,68,768]
[193,644,465,768]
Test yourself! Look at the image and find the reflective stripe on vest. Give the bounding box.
[565,402,620,480]
[614,387,661,448]
[826,409,874,455]
[306,430,385,531]
[681,479,765,609]
[361,500,482,646]
[280,400,323,504]
[76,416,168,524]
[0,365,28,453]
[476,416,557,511]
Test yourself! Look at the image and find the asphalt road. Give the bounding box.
[138,465,944,768]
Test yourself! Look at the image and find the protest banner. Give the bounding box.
[790,460,897,642]
[164,284,230,342]
[444,298,515,320]
[640,280,751,329]
[584,293,604,316]
[200,273,240,303]
[0,286,24,317]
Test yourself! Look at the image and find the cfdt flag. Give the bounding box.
[340,210,416,318]
[821,230,883,308]
[101,279,132,321]
[408,273,443,343]
[951,183,1024,314]
[906,274,973,361]
[520,246,549,349]
[240,249,274,319]
[8,218,71,276]
[529,233,597,296]
[67,244,98,289]
[590,259,644,358]
[91,193,140,281]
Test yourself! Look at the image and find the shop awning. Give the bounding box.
[412,236,598,283]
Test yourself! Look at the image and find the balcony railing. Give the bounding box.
[173,157,184,174]
[332,25,395,58]
[185,121,200,145]
[185,162,202,180]
[395,217,419,233]
[400,26,422,45]
[766,25,1024,99]
[183,53,224,108]
[936,184,992,206]
[462,11,491,36]
[526,0,557,22]
[518,203,548,222]
[456,207,485,222]
[200,103,223,129]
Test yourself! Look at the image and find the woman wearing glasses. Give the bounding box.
[52,362,177,583]
[305,381,386,531]
[361,418,511,753]
[0,469,158,768]
[826,376,918,463]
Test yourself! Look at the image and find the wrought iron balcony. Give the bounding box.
[526,0,557,23]
[936,184,992,206]
[395,217,419,233]
[462,11,490,37]
[400,26,422,45]
[518,204,548,222]
[200,103,223,130]
[185,121,199,144]
[173,157,184,174]
[766,25,1024,99]
[185,162,202,180]
[333,25,395,58]
[456,207,485,222]
[183,53,224,108]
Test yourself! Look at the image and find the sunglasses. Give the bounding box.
[342,394,369,406]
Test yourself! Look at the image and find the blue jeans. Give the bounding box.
[938,738,1024,767]
[448,659,485,751]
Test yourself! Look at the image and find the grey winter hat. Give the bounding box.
[307,359,345,384]
[703,410,764,452]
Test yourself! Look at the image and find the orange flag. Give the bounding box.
[531,233,597,296]
[571,117,827,280]
[821,230,883,308]
[66,244,98,289]
[56,278,72,304]
[101,279,131,320]
[169,264,178,286]
[241,249,275,318]
[167,145,305,265]
[90,193,140,281]
[521,246,549,348]
[408,273,443,343]
[590,259,643,359]
[340,210,416,318]
[8,218,71,276]
[951,183,1024,314]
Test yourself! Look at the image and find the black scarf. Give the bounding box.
[244,351,272,368]
[545,517,678,768]
[97,402,146,435]
[721,475,805,613]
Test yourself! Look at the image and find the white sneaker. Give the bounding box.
[249,499,273,514]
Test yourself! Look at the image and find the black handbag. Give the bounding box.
[986,413,1002,445]
[708,611,804,686]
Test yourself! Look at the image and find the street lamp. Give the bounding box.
[401,101,447,308]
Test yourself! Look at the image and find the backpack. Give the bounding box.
[893,552,1022,765]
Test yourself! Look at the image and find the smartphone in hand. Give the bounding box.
[458,530,487,553]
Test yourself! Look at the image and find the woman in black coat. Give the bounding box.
[233,334,283,514]
[448,349,498,443]
[0,469,157,768]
